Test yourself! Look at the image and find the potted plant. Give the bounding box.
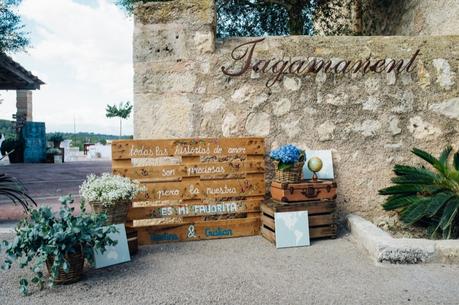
[1,196,117,295]
[270,144,305,184]
[46,147,63,163]
[47,133,64,148]
[80,173,145,224]
[380,146,459,239]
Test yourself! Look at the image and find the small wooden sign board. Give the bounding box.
[112,137,265,245]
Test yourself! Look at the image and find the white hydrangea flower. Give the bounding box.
[79,173,145,207]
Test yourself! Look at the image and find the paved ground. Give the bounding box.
[0,161,111,220]
[0,234,458,305]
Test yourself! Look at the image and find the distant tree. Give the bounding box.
[105,102,133,138]
[116,0,317,37]
[0,0,29,53]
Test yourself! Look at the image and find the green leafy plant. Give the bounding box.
[379,146,459,239]
[46,148,62,155]
[1,196,118,295]
[0,173,36,212]
[47,133,64,148]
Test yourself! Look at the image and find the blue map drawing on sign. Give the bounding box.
[275,211,310,249]
[94,224,131,268]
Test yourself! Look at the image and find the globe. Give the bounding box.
[308,157,323,173]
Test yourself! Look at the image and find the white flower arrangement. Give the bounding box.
[79,173,145,207]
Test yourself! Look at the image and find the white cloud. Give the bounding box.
[0,0,134,135]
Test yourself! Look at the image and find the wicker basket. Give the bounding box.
[46,248,84,285]
[272,160,304,184]
[126,230,138,256]
[90,200,130,225]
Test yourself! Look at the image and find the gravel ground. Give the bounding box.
[1,234,459,305]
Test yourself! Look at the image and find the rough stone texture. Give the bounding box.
[347,214,459,264]
[134,0,459,221]
[362,0,459,36]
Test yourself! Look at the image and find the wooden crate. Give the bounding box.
[111,137,265,245]
[260,199,337,244]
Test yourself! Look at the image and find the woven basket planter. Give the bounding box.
[272,160,304,184]
[90,200,130,225]
[46,247,84,285]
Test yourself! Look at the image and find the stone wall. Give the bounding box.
[133,0,459,221]
[362,0,459,36]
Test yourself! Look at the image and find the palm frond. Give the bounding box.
[393,164,437,179]
[412,147,448,175]
[382,195,423,210]
[399,198,429,224]
[453,151,459,171]
[390,175,435,185]
[426,192,456,217]
[439,145,453,166]
[378,184,444,196]
[438,198,459,231]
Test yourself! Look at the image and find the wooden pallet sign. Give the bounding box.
[112,137,265,245]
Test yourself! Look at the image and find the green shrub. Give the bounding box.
[379,146,459,239]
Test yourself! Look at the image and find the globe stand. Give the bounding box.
[308,157,323,184]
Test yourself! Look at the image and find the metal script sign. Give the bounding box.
[221,38,421,88]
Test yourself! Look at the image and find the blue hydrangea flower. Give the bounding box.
[269,144,304,164]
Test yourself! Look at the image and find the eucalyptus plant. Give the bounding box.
[1,195,118,295]
[379,146,459,239]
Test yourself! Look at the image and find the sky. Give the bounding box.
[0,0,134,135]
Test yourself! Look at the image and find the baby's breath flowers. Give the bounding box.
[80,173,145,207]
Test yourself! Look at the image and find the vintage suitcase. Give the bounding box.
[260,199,337,243]
[270,180,337,202]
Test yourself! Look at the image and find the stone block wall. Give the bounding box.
[362,0,459,36]
[133,0,459,221]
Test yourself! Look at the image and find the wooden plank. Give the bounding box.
[128,199,262,220]
[261,213,335,229]
[113,159,265,182]
[310,225,337,239]
[310,214,336,227]
[112,137,265,160]
[136,176,265,201]
[129,212,260,228]
[264,200,336,215]
[260,224,337,244]
[136,217,261,244]
[261,214,275,230]
[261,225,275,243]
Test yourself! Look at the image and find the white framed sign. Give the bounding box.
[94,224,131,269]
[275,211,310,249]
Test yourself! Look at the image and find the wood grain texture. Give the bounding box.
[113,160,265,182]
[128,198,262,220]
[136,217,261,244]
[112,137,265,160]
[111,137,266,240]
[136,176,265,201]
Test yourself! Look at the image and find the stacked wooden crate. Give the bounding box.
[261,180,338,244]
[111,137,265,245]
